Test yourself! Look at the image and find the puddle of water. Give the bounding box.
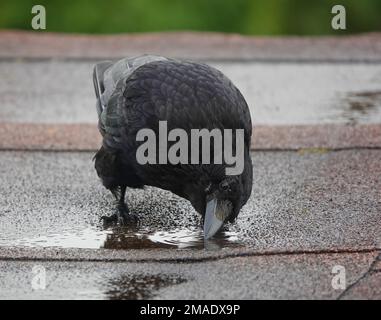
[11,227,110,249]
[340,90,381,124]
[10,226,241,250]
[106,274,186,300]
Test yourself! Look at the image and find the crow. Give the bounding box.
[93,55,252,239]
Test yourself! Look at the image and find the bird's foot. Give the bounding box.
[124,212,139,225]
[101,204,139,227]
[100,213,118,226]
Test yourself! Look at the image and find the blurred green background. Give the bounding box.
[0,0,380,35]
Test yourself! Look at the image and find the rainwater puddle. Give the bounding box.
[10,226,242,250]
[105,274,186,300]
[339,90,381,124]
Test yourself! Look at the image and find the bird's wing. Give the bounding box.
[93,55,168,144]
[122,60,252,142]
[92,61,112,117]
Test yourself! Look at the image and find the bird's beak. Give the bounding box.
[204,199,232,239]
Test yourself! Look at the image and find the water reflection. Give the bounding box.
[340,90,381,124]
[10,226,241,250]
[106,274,186,300]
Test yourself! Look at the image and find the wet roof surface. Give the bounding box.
[0,252,377,299]
[0,32,380,299]
[0,151,380,255]
[1,61,381,125]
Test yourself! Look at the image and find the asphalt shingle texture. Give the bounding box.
[1,32,381,299]
[1,61,381,125]
[0,150,380,256]
[0,252,377,300]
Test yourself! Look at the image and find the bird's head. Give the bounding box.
[203,176,243,239]
[185,167,251,239]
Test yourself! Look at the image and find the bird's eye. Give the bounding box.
[219,181,230,191]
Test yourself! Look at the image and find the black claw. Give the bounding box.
[118,213,139,226]
[101,211,138,227]
[101,186,138,227]
[128,213,139,224]
[101,214,118,227]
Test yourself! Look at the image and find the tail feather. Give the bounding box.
[93,61,113,117]
[94,146,144,190]
[93,55,168,139]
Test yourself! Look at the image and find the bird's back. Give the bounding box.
[122,59,251,138]
[93,55,168,138]
[93,56,252,199]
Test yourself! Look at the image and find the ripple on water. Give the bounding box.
[8,226,242,250]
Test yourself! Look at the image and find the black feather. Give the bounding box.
[93,55,252,220]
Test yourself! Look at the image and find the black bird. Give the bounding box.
[93,55,252,239]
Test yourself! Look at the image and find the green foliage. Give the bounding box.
[0,0,380,35]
